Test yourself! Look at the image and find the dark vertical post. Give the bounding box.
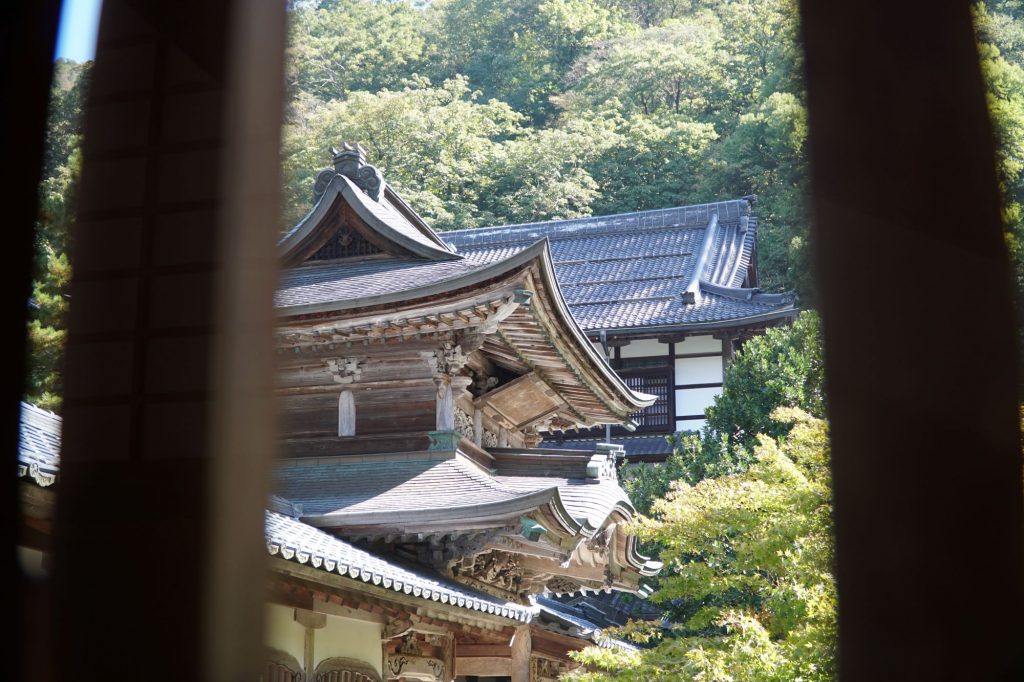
[51,1,285,679]
[2,4,64,680]
[800,2,1024,679]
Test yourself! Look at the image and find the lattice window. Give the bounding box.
[623,368,672,432]
[262,649,304,682]
[310,226,382,260]
[312,657,381,682]
[264,662,301,682]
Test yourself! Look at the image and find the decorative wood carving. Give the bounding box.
[457,550,524,596]
[384,634,447,682]
[531,656,571,682]
[264,647,305,682]
[312,656,381,682]
[325,357,363,384]
[545,576,582,596]
[431,341,474,431]
[385,653,446,682]
[382,618,414,640]
[454,406,474,441]
[586,527,611,557]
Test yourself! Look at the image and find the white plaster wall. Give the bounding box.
[316,612,384,678]
[676,418,706,432]
[675,335,721,354]
[674,356,723,385]
[265,603,307,668]
[675,387,721,416]
[619,338,668,358]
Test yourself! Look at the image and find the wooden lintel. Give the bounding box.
[457,644,513,657]
[456,656,512,677]
[312,597,387,624]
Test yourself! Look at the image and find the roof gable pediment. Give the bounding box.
[279,144,458,267]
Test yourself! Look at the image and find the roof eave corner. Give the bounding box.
[525,239,662,421]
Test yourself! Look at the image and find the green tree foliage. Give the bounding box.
[620,310,824,517]
[705,310,824,457]
[26,59,90,412]
[280,0,822,301]
[427,0,630,122]
[286,0,428,102]
[563,16,735,120]
[975,3,1024,315]
[571,409,836,681]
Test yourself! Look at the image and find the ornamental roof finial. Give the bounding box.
[313,141,385,203]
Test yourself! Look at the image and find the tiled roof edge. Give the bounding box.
[18,401,61,487]
[443,198,756,248]
[265,511,535,622]
[699,280,798,306]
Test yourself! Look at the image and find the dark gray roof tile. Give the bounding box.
[275,253,505,311]
[444,199,795,331]
[275,454,551,517]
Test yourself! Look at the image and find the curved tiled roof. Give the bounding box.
[495,475,634,532]
[444,199,796,332]
[534,596,639,651]
[275,254,503,311]
[266,510,532,621]
[275,453,583,534]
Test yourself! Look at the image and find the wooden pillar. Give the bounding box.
[436,380,455,431]
[338,390,355,436]
[51,1,286,680]
[473,408,483,447]
[510,624,531,682]
[295,608,327,678]
[800,0,1024,679]
[3,4,63,679]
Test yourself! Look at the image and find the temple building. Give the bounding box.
[445,191,797,462]
[17,143,796,681]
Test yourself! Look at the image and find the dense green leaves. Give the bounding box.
[621,310,824,518]
[705,310,825,455]
[26,60,89,412]
[574,410,836,682]
[279,0,822,302]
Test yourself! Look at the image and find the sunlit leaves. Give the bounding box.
[572,410,836,681]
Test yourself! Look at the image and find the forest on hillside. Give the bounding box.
[22,3,1024,679]
[27,1,1024,411]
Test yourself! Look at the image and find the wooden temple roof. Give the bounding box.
[444,198,798,334]
[275,237,657,426]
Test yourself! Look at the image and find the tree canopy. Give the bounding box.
[572,409,836,682]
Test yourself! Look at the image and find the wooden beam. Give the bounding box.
[456,644,512,657]
[456,656,512,677]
